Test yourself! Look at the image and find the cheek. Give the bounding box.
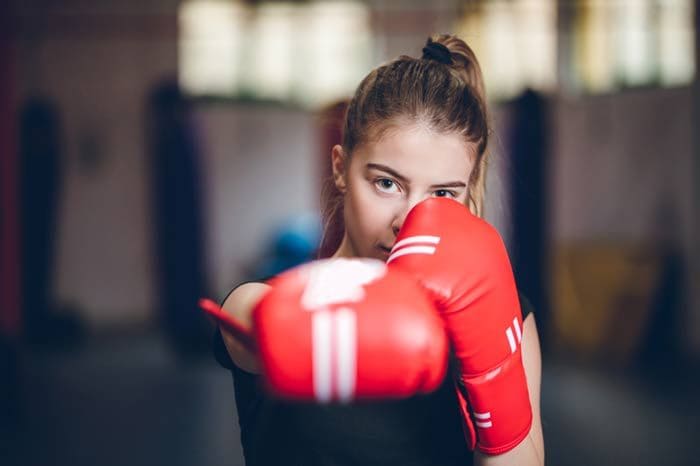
[345,182,392,240]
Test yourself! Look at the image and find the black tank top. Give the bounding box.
[213,288,534,466]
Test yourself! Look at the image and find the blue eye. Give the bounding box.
[434,189,456,198]
[375,178,399,193]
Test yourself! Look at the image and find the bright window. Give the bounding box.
[456,0,558,99]
[455,0,695,98]
[178,0,372,108]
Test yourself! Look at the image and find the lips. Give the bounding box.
[377,245,392,256]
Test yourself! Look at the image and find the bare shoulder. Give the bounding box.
[521,313,541,376]
[220,281,271,374]
[521,312,542,404]
[522,312,545,463]
[221,281,271,327]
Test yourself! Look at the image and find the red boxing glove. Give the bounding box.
[252,258,449,402]
[387,198,532,455]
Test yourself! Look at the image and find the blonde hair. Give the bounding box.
[319,34,490,258]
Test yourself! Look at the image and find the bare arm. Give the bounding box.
[219,282,270,374]
[474,312,545,465]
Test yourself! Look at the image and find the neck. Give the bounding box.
[331,232,354,259]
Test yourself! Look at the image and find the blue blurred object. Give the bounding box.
[254,212,322,278]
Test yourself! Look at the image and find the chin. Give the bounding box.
[369,247,390,262]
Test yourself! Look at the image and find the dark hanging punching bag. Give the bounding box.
[147,80,208,355]
[19,97,85,346]
[508,89,550,350]
[19,97,62,341]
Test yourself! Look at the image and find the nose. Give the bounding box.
[391,196,423,237]
[391,221,401,237]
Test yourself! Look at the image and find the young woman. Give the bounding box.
[213,34,544,466]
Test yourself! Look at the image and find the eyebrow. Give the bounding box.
[366,163,467,189]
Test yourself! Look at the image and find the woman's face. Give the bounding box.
[332,123,475,261]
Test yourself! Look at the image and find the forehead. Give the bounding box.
[354,124,474,180]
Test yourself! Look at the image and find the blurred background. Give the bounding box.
[1,0,699,465]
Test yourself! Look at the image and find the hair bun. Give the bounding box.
[421,39,453,65]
